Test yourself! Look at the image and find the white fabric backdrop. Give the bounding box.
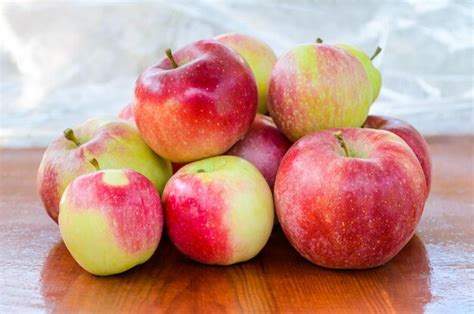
[0,0,473,146]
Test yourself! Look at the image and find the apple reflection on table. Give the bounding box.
[40,230,431,312]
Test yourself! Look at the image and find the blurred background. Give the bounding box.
[0,0,472,147]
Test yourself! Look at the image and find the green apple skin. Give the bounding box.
[336,44,382,103]
[268,43,372,142]
[37,118,172,223]
[59,169,163,276]
[163,156,274,265]
[216,33,277,114]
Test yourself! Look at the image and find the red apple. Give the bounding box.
[363,115,432,197]
[227,114,292,188]
[163,156,274,265]
[134,40,258,163]
[274,128,427,269]
[59,167,163,275]
[118,103,134,123]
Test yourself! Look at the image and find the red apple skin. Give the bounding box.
[363,115,432,197]
[227,114,292,188]
[118,103,134,123]
[134,40,258,163]
[274,128,427,269]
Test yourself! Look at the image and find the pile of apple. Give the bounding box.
[37,33,431,276]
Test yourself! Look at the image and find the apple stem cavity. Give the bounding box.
[165,48,179,68]
[334,131,351,157]
[63,128,80,146]
[370,47,382,61]
[197,169,205,173]
[316,38,323,43]
[89,158,101,171]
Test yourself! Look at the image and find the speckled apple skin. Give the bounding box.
[364,115,432,198]
[118,103,135,124]
[274,128,427,269]
[37,118,172,223]
[134,40,258,163]
[336,44,382,103]
[268,44,372,141]
[215,33,277,114]
[59,169,163,276]
[163,156,274,265]
[227,114,292,188]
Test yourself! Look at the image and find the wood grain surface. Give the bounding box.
[0,136,473,313]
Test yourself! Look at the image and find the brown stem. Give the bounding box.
[165,48,178,68]
[334,131,351,157]
[316,38,323,44]
[63,128,80,146]
[89,158,100,171]
[370,47,382,61]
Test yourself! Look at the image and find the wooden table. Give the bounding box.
[1,136,473,313]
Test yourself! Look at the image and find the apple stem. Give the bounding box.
[63,128,80,146]
[165,48,178,68]
[334,131,351,157]
[89,158,100,171]
[316,38,323,43]
[370,47,382,61]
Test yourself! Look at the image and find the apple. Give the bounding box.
[267,43,372,141]
[336,44,382,103]
[37,118,172,223]
[363,115,432,197]
[118,103,135,123]
[215,32,277,114]
[134,39,258,163]
[227,114,292,188]
[274,128,427,269]
[59,167,163,276]
[163,155,274,265]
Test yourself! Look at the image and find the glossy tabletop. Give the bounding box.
[0,136,473,313]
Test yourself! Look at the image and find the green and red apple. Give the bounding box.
[37,118,172,223]
[274,128,427,269]
[163,156,274,265]
[134,40,258,163]
[268,43,372,141]
[59,168,163,276]
[216,32,277,114]
[336,44,382,103]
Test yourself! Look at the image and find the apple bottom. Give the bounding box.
[59,209,157,275]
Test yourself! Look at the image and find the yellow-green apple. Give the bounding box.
[227,114,292,188]
[363,115,431,197]
[274,128,427,269]
[59,167,163,276]
[336,44,382,103]
[134,40,258,163]
[37,118,172,223]
[215,32,277,114]
[268,43,372,141]
[118,103,135,123]
[163,156,274,265]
